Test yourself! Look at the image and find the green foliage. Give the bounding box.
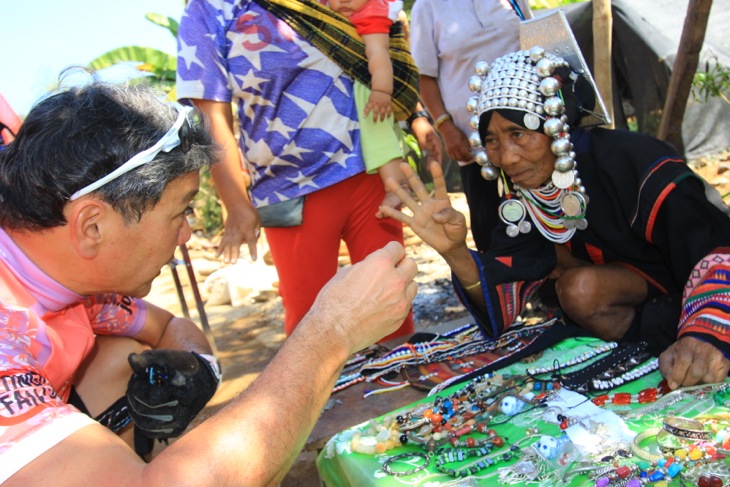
[145,12,180,38]
[400,129,437,192]
[692,58,730,105]
[193,171,224,236]
[88,47,177,94]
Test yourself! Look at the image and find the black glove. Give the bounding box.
[126,349,220,440]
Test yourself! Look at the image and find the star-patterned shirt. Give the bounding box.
[177,0,367,208]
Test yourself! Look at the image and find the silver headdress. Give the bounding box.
[467,47,577,185]
[465,11,611,243]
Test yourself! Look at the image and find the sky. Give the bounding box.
[1,0,186,118]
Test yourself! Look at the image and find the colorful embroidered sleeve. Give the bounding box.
[677,249,730,358]
[84,294,147,337]
[453,231,555,338]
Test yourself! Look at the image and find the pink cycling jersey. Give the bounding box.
[0,228,147,482]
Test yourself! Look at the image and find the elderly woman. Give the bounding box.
[380,46,730,391]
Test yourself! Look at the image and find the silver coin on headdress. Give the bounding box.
[551,170,575,189]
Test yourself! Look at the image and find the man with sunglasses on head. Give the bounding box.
[0,81,418,485]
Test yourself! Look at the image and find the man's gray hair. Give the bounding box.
[0,81,217,230]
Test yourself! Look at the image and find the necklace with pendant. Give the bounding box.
[498,173,588,243]
[518,183,588,244]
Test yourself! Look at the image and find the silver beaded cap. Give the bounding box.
[468,46,590,237]
[467,46,576,185]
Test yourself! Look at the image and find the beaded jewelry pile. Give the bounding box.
[334,320,556,396]
[331,338,730,486]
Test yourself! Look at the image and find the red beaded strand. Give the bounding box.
[591,380,671,406]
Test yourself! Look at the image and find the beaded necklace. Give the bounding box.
[526,341,618,376]
[334,320,555,394]
[432,436,540,478]
[518,183,577,243]
[389,373,530,454]
[589,357,659,391]
[559,342,654,393]
[591,384,668,407]
[333,323,480,392]
[433,444,518,478]
[615,383,730,421]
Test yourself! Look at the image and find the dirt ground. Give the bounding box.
[143,152,730,484]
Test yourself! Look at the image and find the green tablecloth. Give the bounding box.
[316,337,730,486]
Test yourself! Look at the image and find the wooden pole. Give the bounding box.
[593,0,614,128]
[657,0,713,153]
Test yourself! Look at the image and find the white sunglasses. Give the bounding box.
[69,104,194,201]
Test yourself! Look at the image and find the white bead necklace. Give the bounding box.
[518,184,576,244]
[526,342,618,376]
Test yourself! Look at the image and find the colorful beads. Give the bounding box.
[591,386,663,407]
[698,475,724,487]
[666,463,682,477]
[638,387,659,403]
[649,470,666,481]
[615,465,632,478]
[592,394,610,406]
[612,393,632,404]
[433,445,515,478]
[689,447,704,461]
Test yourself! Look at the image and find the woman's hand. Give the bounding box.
[378,161,468,257]
[217,202,261,264]
[659,336,730,389]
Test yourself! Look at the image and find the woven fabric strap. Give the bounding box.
[253,0,419,121]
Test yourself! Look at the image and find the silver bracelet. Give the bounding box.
[382,451,430,477]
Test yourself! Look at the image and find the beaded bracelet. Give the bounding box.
[381,451,430,477]
[526,341,618,376]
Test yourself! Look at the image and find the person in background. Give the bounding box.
[177,0,441,337]
[1,80,418,485]
[380,46,730,390]
[410,0,532,251]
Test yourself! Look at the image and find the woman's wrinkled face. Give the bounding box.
[482,112,555,189]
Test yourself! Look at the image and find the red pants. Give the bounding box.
[265,172,415,339]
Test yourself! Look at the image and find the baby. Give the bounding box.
[329,0,411,216]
